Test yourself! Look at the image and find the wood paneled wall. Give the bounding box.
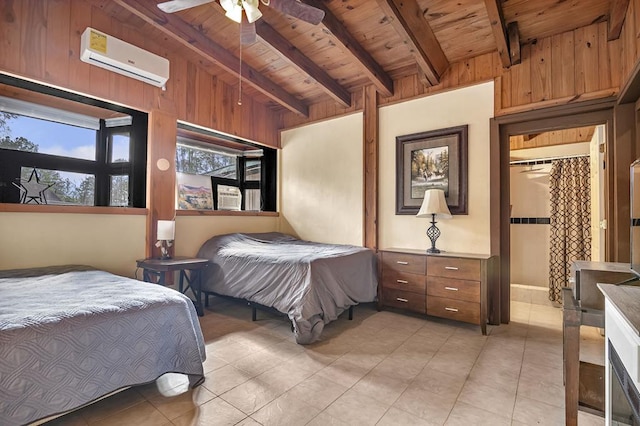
[0,0,280,147]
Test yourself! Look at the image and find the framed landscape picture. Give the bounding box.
[176,173,214,210]
[396,125,468,215]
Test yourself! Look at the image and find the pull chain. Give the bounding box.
[238,28,243,106]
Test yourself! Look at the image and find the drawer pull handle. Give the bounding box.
[397,279,409,284]
[396,261,409,265]
[445,307,459,312]
[445,266,459,270]
[445,286,459,291]
[396,298,409,303]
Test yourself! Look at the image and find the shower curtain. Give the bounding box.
[548,156,591,302]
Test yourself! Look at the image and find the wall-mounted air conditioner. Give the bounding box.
[80,27,169,88]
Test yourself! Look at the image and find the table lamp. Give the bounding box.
[156,220,175,259]
[416,189,452,253]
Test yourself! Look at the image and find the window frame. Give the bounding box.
[0,74,147,208]
[176,123,277,213]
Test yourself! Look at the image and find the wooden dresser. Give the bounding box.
[379,248,496,335]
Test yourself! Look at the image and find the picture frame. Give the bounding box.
[176,172,214,210]
[396,125,468,215]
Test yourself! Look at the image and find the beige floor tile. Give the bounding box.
[219,377,283,415]
[207,338,259,364]
[457,379,516,418]
[578,410,605,425]
[284,349,337,373]
[201,353,228,374]
[231,349,282,377]
[393,385,456,424]
[466,362,520,394]
[351,369,411,405]
[511,395,565,425]
[444,401,511,426]
[257,363,314,393]
[234,417,262,426]
[426,348,477,378]
[251,392,320,426]
[202,365,253,395]
[324,388,390,426]
[317,356,374,387]
[516,373,565,409]
[170,397,247,426]
[372,351,430,382]
[286,374,348,411]
[147,385,216,420]
[411,367,466,399]
[305,411,348,426]
[376,407,435,426]
[90,401,170,426]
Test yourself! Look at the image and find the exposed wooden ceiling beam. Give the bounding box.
[113,0,309,116]
[302,0,394,97]
[255,21,351,108]
[375,0,449,86]
[508,22,521,65]
[608,0,630,40]
[483,0,511,68]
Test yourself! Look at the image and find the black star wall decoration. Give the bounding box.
[12,168,55,204]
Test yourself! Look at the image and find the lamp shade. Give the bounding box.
[157,220,175,241]
[416,189,452,219]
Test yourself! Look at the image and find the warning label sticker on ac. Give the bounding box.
[89,30,107,54]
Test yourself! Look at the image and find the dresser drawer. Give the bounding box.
[427,276,480,303]
[427,296,480,325]
[427,257,481,281]
[382,288,426,313]
[381,251,426,275]
[382,270,426,294]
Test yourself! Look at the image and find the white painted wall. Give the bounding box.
[379,82,494,254]
[280,113,364,245]
[0,212,146,277]
[175,215,280,256]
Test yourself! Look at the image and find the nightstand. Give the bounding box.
[136,256,209,316]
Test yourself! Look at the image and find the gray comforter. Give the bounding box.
[0,265,206,426]
[197,233,378,344]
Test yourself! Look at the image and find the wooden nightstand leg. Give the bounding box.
[193,270,203,317]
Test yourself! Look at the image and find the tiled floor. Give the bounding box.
[43,298,605,426]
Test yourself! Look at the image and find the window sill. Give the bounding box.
[0,203,148,215]
[176,210,279,217]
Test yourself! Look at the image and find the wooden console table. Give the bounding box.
[563,261,634,425]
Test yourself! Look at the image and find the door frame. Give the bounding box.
[489,98,616,324]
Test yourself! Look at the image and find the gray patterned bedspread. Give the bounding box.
[0,265,206,426]
[197,233,378,344]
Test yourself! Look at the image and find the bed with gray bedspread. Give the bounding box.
[197,232,378,344]
[0,265,206,426]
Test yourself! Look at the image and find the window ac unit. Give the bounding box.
[217,185,242,211]
[80,27,169,88]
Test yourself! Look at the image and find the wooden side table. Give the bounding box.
[136,256,209,316]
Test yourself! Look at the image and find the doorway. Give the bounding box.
[508,125,607,306]
[489,99,616,324]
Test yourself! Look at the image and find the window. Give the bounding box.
[175,123,276,212]
[0,76,147,207]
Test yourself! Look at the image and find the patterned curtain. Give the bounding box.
[549,157,591,302]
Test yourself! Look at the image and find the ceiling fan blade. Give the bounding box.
[157,0,214,13]
[241,21,257,45]
[267,0,325,25]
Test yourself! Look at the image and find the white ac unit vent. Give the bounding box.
[80,27,169,88]
[217,185,242,211]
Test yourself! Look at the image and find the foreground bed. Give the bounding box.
[0,265,206,426]
[197,232,378,344]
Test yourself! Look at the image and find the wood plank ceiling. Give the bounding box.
[95,0,620,118]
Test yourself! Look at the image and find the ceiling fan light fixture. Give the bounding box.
[220,0,243,23]
[242,0,263,23]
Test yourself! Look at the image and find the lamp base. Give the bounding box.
[426,247,441,254]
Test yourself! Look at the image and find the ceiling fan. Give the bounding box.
[157,0,325,44]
